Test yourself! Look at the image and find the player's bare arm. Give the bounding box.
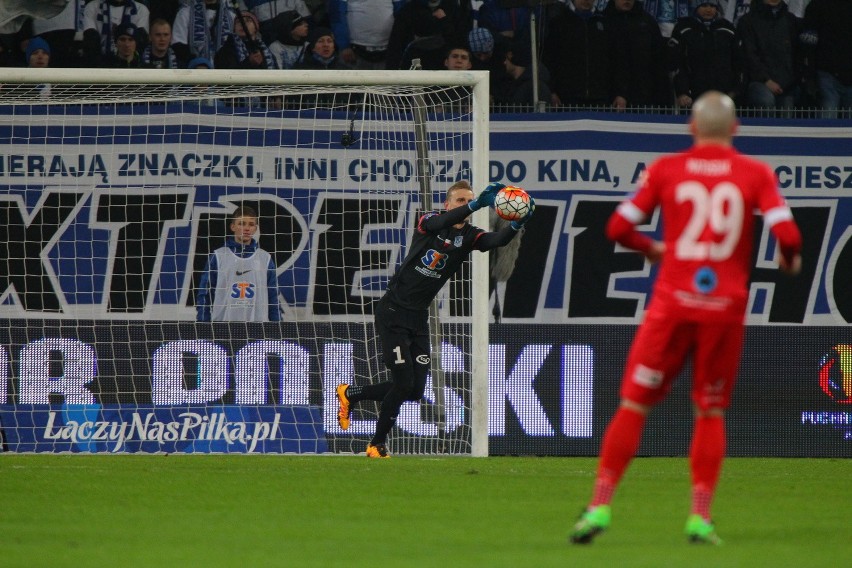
[646,241,666,263]
[765,205,802,276]
[779,251,802,275]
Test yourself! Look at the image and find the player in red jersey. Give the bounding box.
[570,91,803,545]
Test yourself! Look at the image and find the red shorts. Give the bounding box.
[620,310,745,410]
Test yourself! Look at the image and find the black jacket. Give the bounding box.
[803,0,852,85]
[543,5,612,106]
[294,51,351,70]
[668,15,741,98]
[385,0,469,70]
[214,35,275,70]
[603,0,671,106]
[736,0,803,90]
[493,63,552,106]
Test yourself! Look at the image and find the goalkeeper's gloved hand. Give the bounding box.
[468,182,506,212]
[510,195,535,230]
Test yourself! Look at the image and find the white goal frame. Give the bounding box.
[0,68,491,457]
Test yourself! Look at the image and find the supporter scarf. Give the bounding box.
[643,0,691,24]
[191,0,232,60]
[311,52,335,67]
[233,33,275,69]
[725,0,752,23]
[141,45,179,69]
[75,0,85,32]
[97,0,138,55]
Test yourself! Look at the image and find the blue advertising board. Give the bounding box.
[0,321,848,455]
[0,106,850,455]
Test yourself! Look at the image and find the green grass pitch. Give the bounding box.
[2,455,849,567]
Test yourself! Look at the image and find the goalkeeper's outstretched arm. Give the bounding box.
[475,225,519,251]
[416,202,520,252]
[420,180,508,233]
[419,202,475,233]
[419,199,527,252]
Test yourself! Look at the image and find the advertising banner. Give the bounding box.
[489,325,852,457]
[0,109,849,324]
[0,322,847,455]
[1,107,850,455]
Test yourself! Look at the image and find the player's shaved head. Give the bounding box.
[690,91,737,143]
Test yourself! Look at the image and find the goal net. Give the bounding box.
[0,68,490,456]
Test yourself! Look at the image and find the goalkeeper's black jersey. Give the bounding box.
[384,211,486,311]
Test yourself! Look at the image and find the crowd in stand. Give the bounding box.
[3,0,851,115]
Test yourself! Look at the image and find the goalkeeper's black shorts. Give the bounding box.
[374,295,430,399]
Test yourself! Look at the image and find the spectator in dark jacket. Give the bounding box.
[106,23,142,67]
[737,0,803,109]
[386,0,469,70]
[668,1,741,108]
[801,0,852,117]
[214,10,276,70]
[141,18,184,69]
[83,0,149,63]
[269,11,310,69]
[468,26,510,100]
[295,26,352,69]
[604,0,672,108]
[474,0,542,44]
[543,0,612,107]
[492,41,552,107]
[394,13,448,70]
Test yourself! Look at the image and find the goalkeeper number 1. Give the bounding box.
[335,179,534,458]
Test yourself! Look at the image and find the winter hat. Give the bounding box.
[468,27,494,54]
[115,23,138,41]
[694,0,720,21]
[286,10,307,29]
[308,27,334,46]
[26,37,51,61]
[187,57,214,69]
[270,10,308,44]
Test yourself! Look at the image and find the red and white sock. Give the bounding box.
[590,406,646,507]
[689,415,726,520]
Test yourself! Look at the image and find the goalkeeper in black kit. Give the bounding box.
[336,180,535,458]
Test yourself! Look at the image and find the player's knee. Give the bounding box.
[406,384,426,402]
[394,384,416,403]
[389,368,415,398]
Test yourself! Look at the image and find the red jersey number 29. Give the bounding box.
[674,181,744,261]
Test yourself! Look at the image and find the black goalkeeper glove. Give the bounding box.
[510,195,535,230]
[468,182,506,212]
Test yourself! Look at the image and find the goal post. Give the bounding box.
[0,68,491,456]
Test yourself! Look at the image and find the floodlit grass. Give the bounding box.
[1,456,849,567]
